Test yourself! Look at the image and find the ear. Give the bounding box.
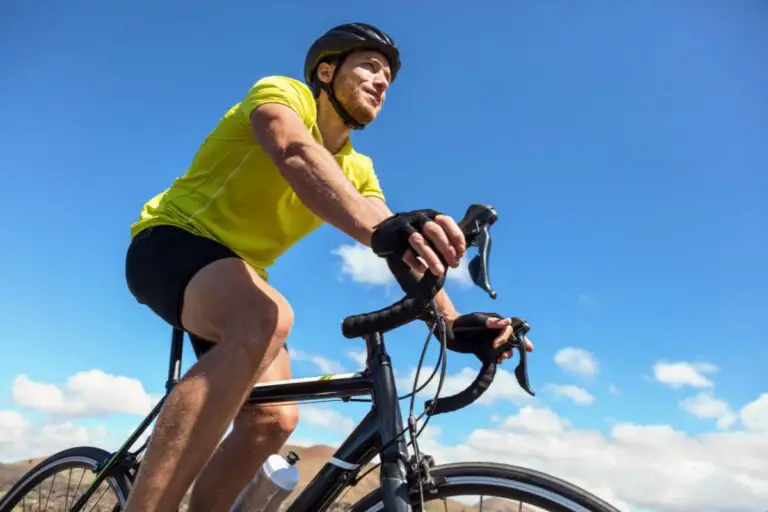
[316,61,336,86]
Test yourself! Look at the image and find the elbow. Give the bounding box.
[269,139,316,176]
[281,139,314,166]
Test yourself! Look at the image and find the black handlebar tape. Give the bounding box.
[424,361,497,415]
[341,257,444,339]
[386,257,416,293]
[341,294,424,339]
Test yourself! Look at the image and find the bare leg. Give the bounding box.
[188,347,299,512]
[123,258,294,512]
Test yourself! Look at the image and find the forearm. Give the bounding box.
[435,289,460,324]
[279,141,382,245]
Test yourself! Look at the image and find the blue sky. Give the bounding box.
[1,1,766,510]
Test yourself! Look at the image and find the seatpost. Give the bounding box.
[166,327,184,393]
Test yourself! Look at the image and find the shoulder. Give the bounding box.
[241,75,316,126]
[251,75,313,98]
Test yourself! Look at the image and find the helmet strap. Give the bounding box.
[318,53,366,131]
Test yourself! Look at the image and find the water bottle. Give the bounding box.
[230,451,301,512]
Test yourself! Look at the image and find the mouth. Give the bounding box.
[364,89,381,106]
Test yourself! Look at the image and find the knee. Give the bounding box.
[273,404,299,437]
[253,296,294,345]
[231,295,294,351]
[237,403,299,441]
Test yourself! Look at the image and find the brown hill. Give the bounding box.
[0,446,535,511]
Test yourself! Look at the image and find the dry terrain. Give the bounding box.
[0,445,535,511]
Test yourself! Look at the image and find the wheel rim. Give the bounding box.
[1,455,127,511]
[354,473,606,512]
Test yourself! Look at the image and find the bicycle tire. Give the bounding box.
[0,446,132,512]
[348,461,620,512]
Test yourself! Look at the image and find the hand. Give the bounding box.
[372,210,466,276]
[483,316,535,364]
[448,312,534,365]
[402,214,466,276]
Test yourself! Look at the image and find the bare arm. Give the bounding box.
[250,101,465,288]
[250,103,383,246]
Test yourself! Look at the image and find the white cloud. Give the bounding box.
[0,410,30,441]
[397,366,534,407]
[416,402,768,512]
[553,347,599,378]
[652,361,717,389]
[347,349,367,368]
[0,409,108,463]
[298,404,356,434]
[543,384,595,405]
[333,243,392,286]
[11,370,160,418]
[680,392,737,430]
[446,256,473,287]
[333,242,473,288]
[740,393,768,432]
[289,349,345,374]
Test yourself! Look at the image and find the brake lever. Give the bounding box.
[511,322,535,396]
[458,204,498,299]
[468,226,495,299]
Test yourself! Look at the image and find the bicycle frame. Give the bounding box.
[71,327,416,512]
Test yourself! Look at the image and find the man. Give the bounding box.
[124,22,532,511]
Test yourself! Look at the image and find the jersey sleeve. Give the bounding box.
[240,76,315,128]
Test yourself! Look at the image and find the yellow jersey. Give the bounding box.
[130,75,386,280]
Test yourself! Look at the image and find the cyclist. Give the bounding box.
[124,22,532,511]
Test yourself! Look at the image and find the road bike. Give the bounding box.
[0,204,620,512]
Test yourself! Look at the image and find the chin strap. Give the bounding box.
[317,53,366,130]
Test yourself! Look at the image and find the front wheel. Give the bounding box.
[349,462,620,512]
[0,446,132,512]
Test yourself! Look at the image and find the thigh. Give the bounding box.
[180,255,293,349]
[189,334,288,360]
[125,224,241,328]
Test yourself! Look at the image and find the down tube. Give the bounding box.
[287,408,380,511]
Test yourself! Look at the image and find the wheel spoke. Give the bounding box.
[42,471,57,511]
[65,468,74,509]
[87,485,110,512]
[71,468,87,506]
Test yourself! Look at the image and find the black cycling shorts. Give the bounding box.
[125,224,240,359]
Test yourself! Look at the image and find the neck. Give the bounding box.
[317,94,352,154]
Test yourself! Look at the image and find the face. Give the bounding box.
[317,50,392,124]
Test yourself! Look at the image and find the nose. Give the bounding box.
[372,73,389,94]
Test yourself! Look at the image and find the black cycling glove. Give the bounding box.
[370,209,441,259]
[447,312,526,364]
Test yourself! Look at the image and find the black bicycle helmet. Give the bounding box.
[304,22,401,129]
